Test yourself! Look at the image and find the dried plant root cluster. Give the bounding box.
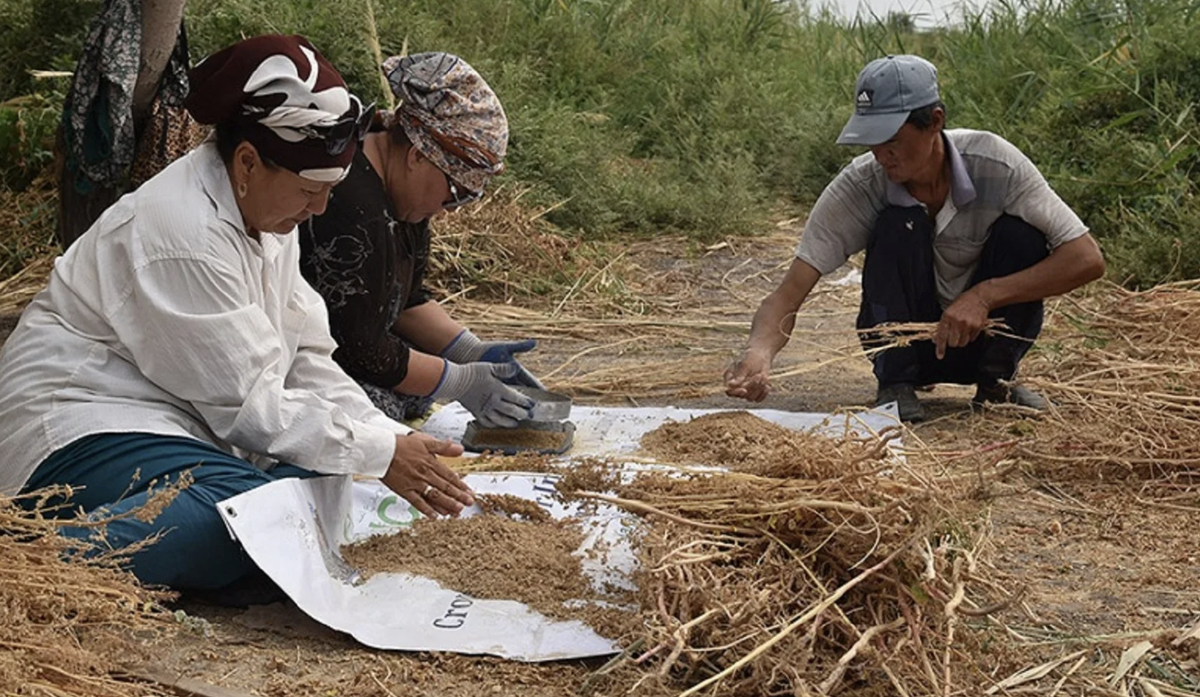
[567,415,1016,696]
[0,489,173,696]
[1021,282,1200,477]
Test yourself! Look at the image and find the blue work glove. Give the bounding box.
[441,330,545,389]
[430,360,535,429]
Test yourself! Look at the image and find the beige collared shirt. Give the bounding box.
[0,143,408,494]
[796,129,1088,308]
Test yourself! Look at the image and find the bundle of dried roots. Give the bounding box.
[569,416,1017,696]
[1021,282,1200,478]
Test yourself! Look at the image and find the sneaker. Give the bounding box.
[875,383,925,422]
[972,382,1048,411]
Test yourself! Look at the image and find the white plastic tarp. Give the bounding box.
[419,403,901,455]
[217,472,630,661]
[217,405,901,660]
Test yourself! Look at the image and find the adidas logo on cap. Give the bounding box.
[856,90,873,106]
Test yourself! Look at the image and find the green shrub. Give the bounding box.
[0,0,99,101]
[2,0,1200,284]
[0,94,59,190]
[931,0,1200,284]
[181,0,875,238]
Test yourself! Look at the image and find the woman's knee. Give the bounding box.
[62,468,274,590]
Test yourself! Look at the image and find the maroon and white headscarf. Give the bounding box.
[185,35,370,182]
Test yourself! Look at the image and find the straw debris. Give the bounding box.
[0,489,175,696]
[1019,282,1200,477]
[428,185,641,312]
[556,423,1014,696]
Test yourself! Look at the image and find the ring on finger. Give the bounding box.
[422,483,435,498]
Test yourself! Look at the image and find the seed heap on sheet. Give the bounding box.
[341,511,638,641]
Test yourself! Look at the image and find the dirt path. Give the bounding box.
[515,228,883,413]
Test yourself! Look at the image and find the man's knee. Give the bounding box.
[982,215,1050,274]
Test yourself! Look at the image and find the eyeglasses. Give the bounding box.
[443,172,482,211]
[294,96,376,156]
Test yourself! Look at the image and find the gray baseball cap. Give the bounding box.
[837,55,940,146]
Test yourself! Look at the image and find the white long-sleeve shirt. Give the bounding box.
[0,142,410,494]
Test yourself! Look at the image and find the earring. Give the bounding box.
[237,182,248,199]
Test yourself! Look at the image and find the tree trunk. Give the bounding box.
[132,0,186,126]
[55,129,121,250]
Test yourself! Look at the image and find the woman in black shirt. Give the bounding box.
[300,52,540,428]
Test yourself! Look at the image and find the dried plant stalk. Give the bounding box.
[1020,282,1200,478]
[562,414,1014,696]
[0,487,177,696]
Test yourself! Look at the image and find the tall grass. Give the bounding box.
[1,0,1199,283]
[922,0,1200,285]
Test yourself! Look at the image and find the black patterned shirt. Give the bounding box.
[299,149,432,388]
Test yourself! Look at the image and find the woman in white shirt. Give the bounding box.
[0,35,473,596]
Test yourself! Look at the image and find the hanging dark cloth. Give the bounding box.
[56,0,194,248]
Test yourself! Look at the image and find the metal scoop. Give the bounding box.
[459,385,574,454]
[512,385,572,423]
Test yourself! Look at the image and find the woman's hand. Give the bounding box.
[382,433,472,518]
[431,361,535,428]
[440,330,546,389]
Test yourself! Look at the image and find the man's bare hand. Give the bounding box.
[382,433,472,518]
[935,289,991,359]
[724,349,772,402]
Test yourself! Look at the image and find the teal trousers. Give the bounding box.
[22,432,320,591]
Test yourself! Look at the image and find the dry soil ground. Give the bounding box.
[4,227,1199,695]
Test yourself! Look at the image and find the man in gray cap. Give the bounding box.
[725,55,1105,422]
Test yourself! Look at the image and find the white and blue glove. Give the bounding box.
[441,330,545,389]
[431,360,535,428]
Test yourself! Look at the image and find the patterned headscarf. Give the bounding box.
[185,35,371,182]
[382,52,507,194]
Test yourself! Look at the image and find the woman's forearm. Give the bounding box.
[393,301,464,355]
[393,350,446,397]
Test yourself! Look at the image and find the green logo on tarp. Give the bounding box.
[370,495,420,529]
